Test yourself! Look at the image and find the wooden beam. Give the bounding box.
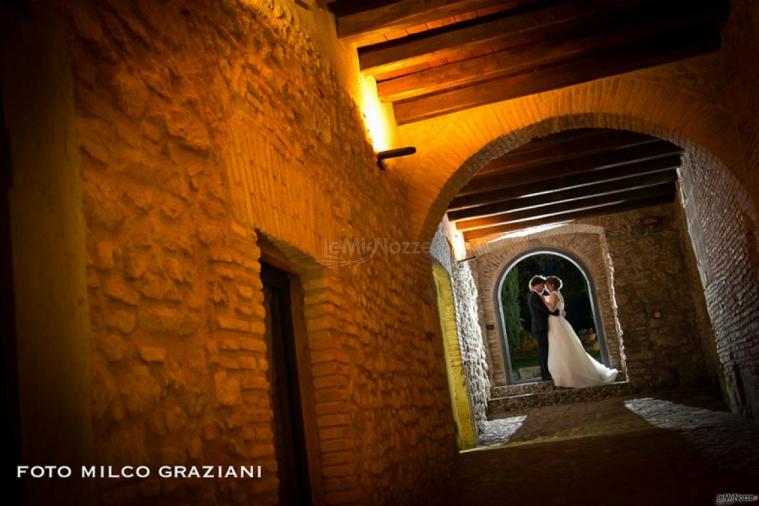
[486,128,610,157]
[456,182,675,231]
[462,193,675,241]
[394,24,721,124]
[449,170,677,221]
[359,0,641,75]
[449,154,681,210]
[478,129,615,175]
[331,0,533,44]
[460,141,681,195]
[477,131,658,176]
[377,5,716,101]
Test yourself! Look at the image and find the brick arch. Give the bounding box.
[410,106,759,415]
[473,226,624,387]
[415,112,754,243]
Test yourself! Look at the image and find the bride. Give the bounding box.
[543,276,618,388]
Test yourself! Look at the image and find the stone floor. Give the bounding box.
[452,390,759,505]
[487,379,632,413]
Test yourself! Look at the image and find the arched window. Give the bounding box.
[496,249,612,384]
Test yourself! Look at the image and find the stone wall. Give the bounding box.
[678,151,759,418]
[673,198,723,391]
[472,224,624,387]
[580,204,714,390]
[472,204,713,392]
[53,0,455,504]
[430,223,491,436]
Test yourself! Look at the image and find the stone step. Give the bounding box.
[487,381,632,417]
[490,382,554,398]
[490,370,629,398]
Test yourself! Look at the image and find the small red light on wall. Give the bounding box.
[641,216,662,226]
[652,310,662,319]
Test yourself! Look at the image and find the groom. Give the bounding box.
[528,275,560,382]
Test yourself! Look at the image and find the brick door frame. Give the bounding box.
[258,235,327,506]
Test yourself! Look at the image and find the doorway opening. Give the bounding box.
[496,250,611,384]
[261,262,312,505]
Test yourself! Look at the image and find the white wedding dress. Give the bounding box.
[547,290,618,388]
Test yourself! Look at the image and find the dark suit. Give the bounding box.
[528,290,559,381]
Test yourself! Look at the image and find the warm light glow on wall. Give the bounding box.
[359,74,392,152]
[447,222,468,261]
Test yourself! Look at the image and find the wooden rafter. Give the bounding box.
[477,131,659,177]
[456,183,675,231]
[462,193,675,241]
[358,0,643,75]
[448,155,681,212]
[377,3,722,101]
[449,170,677,221]
[329,0,534,44]
[448,155,681,211]
[329,0,728,123]
[459,141,681,196]
[394,24,721,123]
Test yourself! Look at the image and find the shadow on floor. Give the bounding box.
[454,391,758,506]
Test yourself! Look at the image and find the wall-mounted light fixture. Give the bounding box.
[377,147,416,170]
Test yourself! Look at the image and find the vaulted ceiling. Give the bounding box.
[328,0,729,124]
[446,128,682,241]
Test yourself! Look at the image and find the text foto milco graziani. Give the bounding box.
[17,465,263,479]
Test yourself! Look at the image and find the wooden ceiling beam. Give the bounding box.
[394,24,721,124]
[359,0,641,75]
[460,141,681,195]
[449,154,681,211]
[476,131,657,176]
[485,128,609,157]
[377,4,716,102]
[330,0,533,45]
[449,170,677,222]
[476,129,618,175]
[456,183,675,231]
[462,193,675,241]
